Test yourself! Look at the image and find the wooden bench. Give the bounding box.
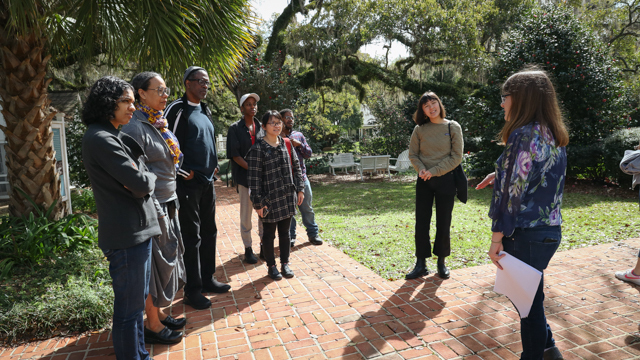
[329,153,358,175]
[357,155,391,181]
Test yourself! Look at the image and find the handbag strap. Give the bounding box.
[448,122,453,156]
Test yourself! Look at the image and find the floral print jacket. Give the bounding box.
[489,122,567,236]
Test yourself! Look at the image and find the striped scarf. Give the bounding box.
[135,102,183,171]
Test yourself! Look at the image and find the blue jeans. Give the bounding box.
[103,239,152,360]
[502,226,561,360]
[290,179,319,239]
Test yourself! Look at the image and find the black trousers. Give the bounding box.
[414,172,456,259]
[176,178,217,294]
[262,217,292,267]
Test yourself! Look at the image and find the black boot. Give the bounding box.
[437,257,450,279]
[405,258,428,280]
[244,247,258,264]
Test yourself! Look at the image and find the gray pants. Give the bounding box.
[239,184,263,247]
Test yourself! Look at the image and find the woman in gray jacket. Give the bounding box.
[82,76,162,360]
[121,72,186,345]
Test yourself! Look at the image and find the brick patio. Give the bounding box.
[2,183,640,360]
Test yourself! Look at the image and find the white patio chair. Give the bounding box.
[389,150,411,173]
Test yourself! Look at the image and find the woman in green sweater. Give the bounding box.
[407,92,463,280]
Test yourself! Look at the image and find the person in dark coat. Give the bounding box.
[81,76,162,360]
[164,66,229,310]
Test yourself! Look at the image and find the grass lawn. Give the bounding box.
[308,175,640,280]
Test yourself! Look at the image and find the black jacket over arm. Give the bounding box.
[82,123,161,250]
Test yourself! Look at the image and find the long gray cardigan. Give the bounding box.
[82,122,161,250]
[121,110,179,203]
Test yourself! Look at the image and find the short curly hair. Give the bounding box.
[82,76,133,126]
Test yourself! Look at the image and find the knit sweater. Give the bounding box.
[408,120,463,176]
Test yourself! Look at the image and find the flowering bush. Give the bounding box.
[360,95,415,157]
[457,5,634,178]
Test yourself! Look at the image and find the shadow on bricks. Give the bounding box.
[343,278,445,358]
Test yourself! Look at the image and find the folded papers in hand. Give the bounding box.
[493,251,542,319]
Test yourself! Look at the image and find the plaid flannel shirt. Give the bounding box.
[247,136,304,223]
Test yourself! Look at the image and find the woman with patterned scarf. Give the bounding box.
[121,72,186,345]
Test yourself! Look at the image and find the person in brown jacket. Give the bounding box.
[406,92,463,280]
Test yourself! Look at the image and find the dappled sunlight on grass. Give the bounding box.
[310,181,640,280]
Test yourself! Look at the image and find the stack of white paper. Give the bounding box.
[493,251,542,318]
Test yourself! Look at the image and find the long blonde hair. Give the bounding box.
[500,67,569,146]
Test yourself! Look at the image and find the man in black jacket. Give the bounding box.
[227,93,264,264]
[165,66,229,310]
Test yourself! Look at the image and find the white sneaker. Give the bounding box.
[615,269,640,286]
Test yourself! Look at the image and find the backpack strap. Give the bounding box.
[283,137,294,176]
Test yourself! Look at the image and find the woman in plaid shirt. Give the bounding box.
[247,110,305,280]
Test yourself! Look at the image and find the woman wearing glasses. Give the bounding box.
[476,67,568,360]
[246,110,304,280]
[82,76,161,359]
[121,72,186,345]
[407,92,463,280]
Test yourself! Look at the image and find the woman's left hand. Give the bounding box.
[419,170,433,181]
[488,232,506,270]
[297,191,304,206]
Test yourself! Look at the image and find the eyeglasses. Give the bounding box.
[267,121,283,127]
[285,116,294,120]
[501,94,510,104]
[187,78,211,87]
[147,87,171,96]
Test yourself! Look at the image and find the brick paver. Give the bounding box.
[2,183,640,359]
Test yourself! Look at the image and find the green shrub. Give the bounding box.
[0,213,98,278]
[333,135,357,154]
[71,188,97,214]
[65,113,91,188]
[217,150,227,160]
[0,247,112,343]
[566,142,605,180]
[361,95,414,157]
[458,5,634,179]
[306,153,333,174]
[602,127,640,187]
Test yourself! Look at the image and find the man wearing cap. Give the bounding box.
[279,109,323,247]
[226,93,265,264]
[165,66,230,310]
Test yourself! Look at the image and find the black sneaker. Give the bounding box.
[202,278,231,293]
[290,238,296,248]
[268,265,283,280]
[281,263,294,278]
[308,236,323,245]
[244,247,258,264]
[184,292,211,310]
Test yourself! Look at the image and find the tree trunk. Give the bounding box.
[0,30,62,219]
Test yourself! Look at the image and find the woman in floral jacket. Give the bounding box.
[476,67,568,360]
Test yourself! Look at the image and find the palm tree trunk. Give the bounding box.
[0,29,62,219]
